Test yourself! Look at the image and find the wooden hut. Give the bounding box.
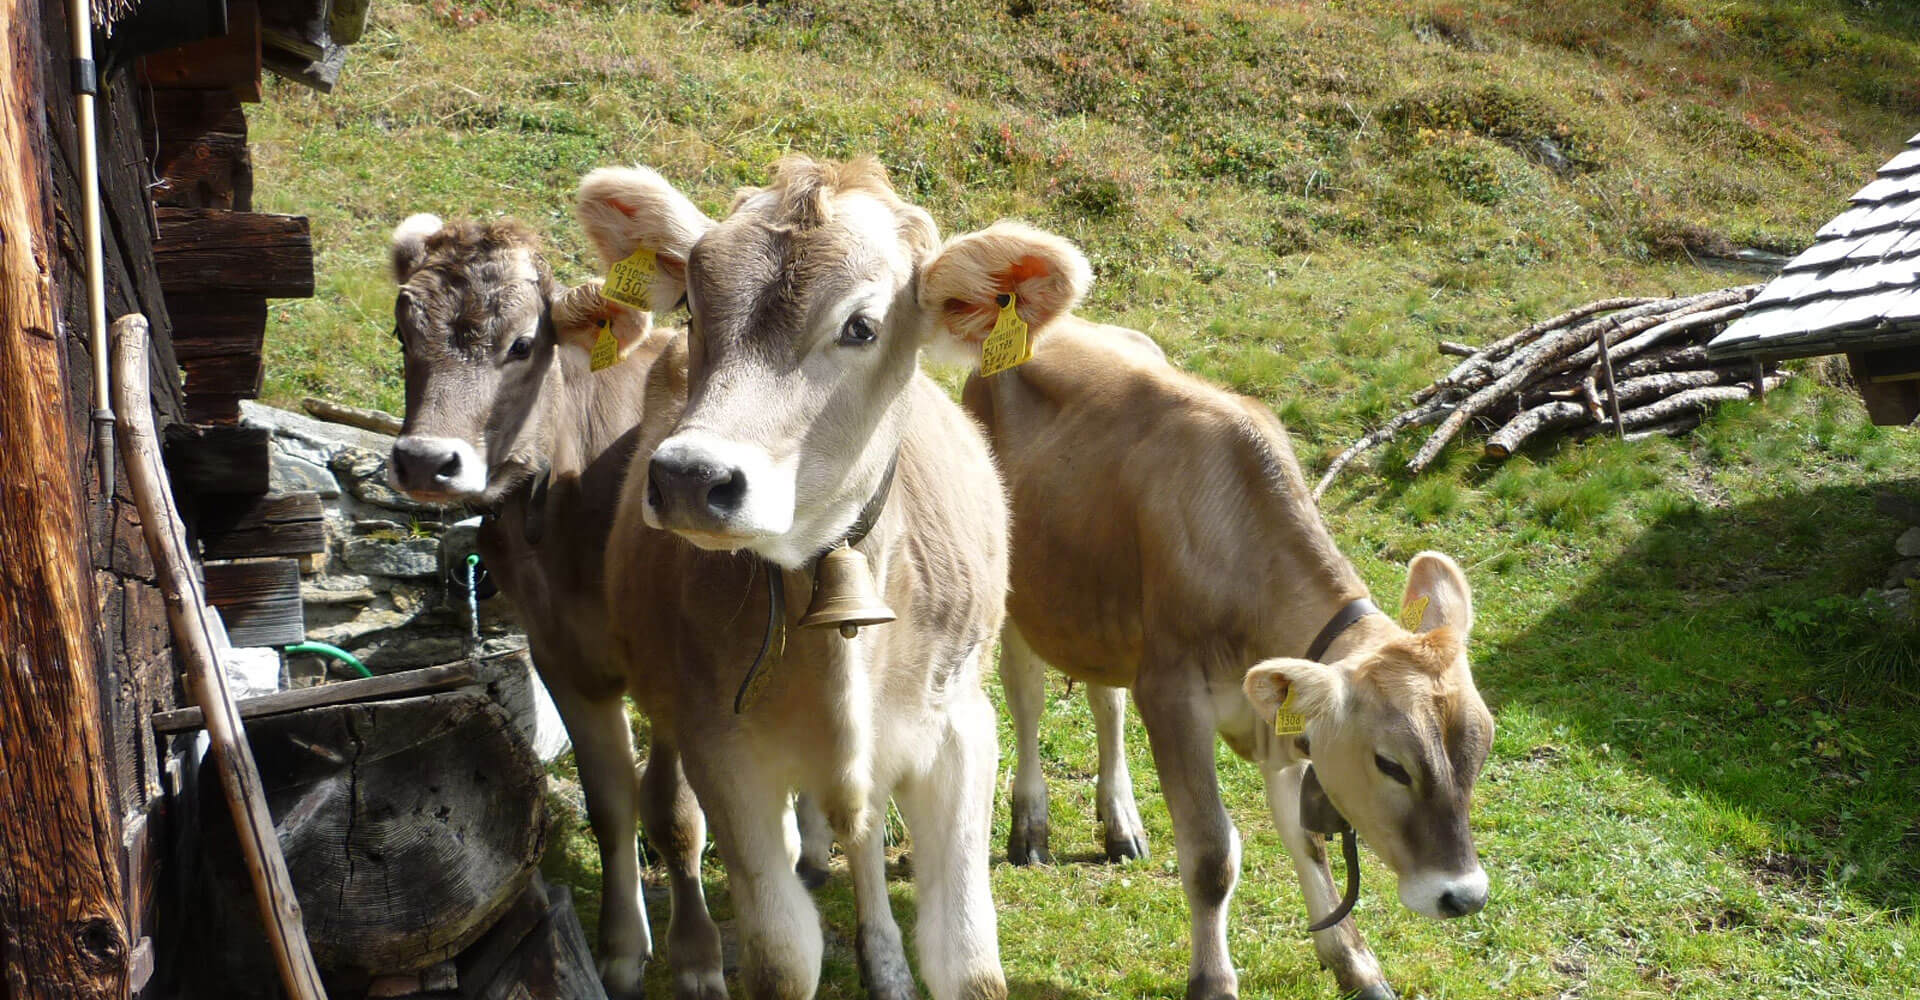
[1708,131,1920,425]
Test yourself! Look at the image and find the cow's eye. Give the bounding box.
[838,315,877,346]
[506,336,534,361]
[1375,754,1413,786]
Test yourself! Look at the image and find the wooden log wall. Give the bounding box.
[2,0,132,995]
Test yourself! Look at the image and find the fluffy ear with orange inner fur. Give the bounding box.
[549,281,653,356]
[917,221,1092,361]
[575,166,714,315]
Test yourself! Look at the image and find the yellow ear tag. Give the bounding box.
[978,291,1033,377]
[589,318,620,373]
[1274,689,1308,737]
[1400,595,1430,632]
[602,247,657,310]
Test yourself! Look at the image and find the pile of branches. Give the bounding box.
[1315,285,1786,499]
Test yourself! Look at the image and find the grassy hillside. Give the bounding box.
[251,2,1920,997]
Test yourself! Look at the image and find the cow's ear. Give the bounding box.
[548,280,654,360]
[918,221,1090,359]
[1402,551,1473,636]
[575,166,714,314]
[1243,657,1347,725]
[391,213,444,283]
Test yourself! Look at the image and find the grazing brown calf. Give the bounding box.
[586,157,1049,1000]
[385,217,712,999]
[948,223,1495,1000]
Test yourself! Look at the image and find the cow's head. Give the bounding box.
[575,156,1085,567]
[1243,552,1494,921]
[386,214,649,504]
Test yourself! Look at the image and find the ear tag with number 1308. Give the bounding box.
[979,291,1033,377]
[1274,690,1307,737]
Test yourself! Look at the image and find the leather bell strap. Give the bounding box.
[1305,597,1380,662]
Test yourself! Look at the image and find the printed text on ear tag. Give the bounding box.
[1400,595,1430,632]
[602,247,657,309]
[589,319,620,372]
[979,291,1033,377]
[1274,690,1307,737]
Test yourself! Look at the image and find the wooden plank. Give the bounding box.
[183,347,263,397]
[0,0,132,990]
[164,421,270,495]
[1848,351,1920,426]
[184,392,244,426]
[200,492,324,559]
[152,661,493,734]
[203,558,304,647]
[147,89,252,211]
[139,0,262,101]
[168,293,267,359]
[154,207,313,298]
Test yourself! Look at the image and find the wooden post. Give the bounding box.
[1596,317,1626,440]
[0,0,132,992]
[112,315,329,1000]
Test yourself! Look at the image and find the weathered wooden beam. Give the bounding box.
[154,208,313,298]
[0,0,132,990]
[303,395,404,436]
[150,659,521,734]
[202,558,305,648]
[164,422,270,495]
[139,0,263,101]
[199,492,325,560]
[168,293,268,358]
[147,89,253,211]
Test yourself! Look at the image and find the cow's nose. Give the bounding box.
[392,436,463,490]
[1438,882,1487,918]
[648,453,746,520]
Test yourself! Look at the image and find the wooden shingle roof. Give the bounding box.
[1708,131,1920,361]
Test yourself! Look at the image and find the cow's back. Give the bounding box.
[964,320,1353,686]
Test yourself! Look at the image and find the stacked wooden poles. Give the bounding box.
[1315,286,1783,498]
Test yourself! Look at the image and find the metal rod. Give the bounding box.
[70,0,114,498]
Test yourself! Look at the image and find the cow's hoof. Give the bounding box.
[1183,973,1237,1000]
[796,857,830,890]
[1345,984,1398,1000]
[858,926,920,1000]
[672,969,727,1000]
[600,955,647,1000]
[1007,818,1052,866]
[1105,829,1149,863]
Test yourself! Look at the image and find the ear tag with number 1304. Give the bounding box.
[979,291,1033,377]
[602,247,657,310]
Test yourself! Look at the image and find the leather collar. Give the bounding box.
[1305,597,1380,662]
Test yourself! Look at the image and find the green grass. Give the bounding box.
[251,1,1920,995]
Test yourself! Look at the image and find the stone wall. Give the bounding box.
[239,401,566,759]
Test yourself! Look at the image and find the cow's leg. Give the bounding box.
[546,684,650,999]
[1087,683,1148,862]
[999,624,1052,865]
[793,793,834,889]
[687,750,822,1000]
[840,803,916,1000]
[1134,669,1240,1000]
[894,676,1008,1000]
[1262,763,1395,1000]
[638,739,726,1000]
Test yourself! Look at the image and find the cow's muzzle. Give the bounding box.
[391,434,487,498]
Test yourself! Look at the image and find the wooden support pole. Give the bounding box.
[111,314,328,1000]
[1596,317,1625,440]
[0,0,131,991]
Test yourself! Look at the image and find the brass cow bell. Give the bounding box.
[798,544,896,638]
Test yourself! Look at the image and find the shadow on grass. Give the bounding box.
[1480,475,1920,913]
